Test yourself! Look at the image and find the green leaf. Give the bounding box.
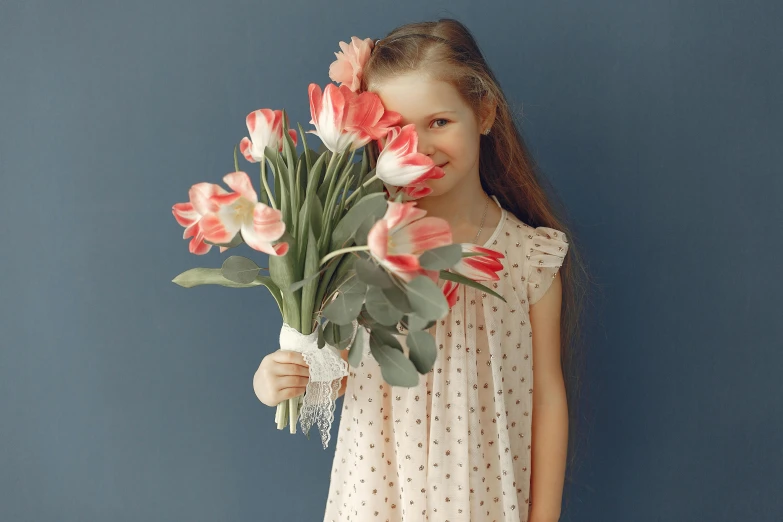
[330,192,387,251]
[288,265,327,292]
[404,314,435,332]
[353,213,377,247]
[405,275,449,322]
[369,341,419,387]
[406,330,437,374]
[322,292,364,325]
[419,244,463,270]
[337,322,357,349]
[171,268,282,313]
[339,275,367,296]
[368,326,403,352]
[322,320,355,349]
[438,271,507,302]
[381,283,413,313]
[365,286,404,326]
[316,322,325,349]
[300,226,320,331]
[355,257,393,288]
[269,231,300,329]
[221,256,261,284]
[348,325,365,368]
[323,321,338,345]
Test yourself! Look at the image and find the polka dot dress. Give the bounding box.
[323,195,569,522]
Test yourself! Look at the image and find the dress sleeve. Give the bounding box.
[526,226,569,305]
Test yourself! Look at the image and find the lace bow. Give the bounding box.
[278,322,351,449]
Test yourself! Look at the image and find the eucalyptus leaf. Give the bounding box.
[406,275,449,322]
[406,330,437,374]
[171,268,282,313]
[322,292,364,325]
[368,326,403,352]
[336,322,357,350]
[339,275,367,296]
[439,270,507,302]
[323,320,339,346]
[404,314,436,332]
[365,286,404,326]
[419,244,463,270]
[355,258,393,288]
[369,342,419,387]
[221,256,261,284]
[348,324,365,368]
[382,283,413,313]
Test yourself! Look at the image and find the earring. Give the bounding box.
[483,128,491,135]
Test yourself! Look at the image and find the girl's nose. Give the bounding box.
[416,132,436,156]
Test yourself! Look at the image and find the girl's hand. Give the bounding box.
[252,349,310,407]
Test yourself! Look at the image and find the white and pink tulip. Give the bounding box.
[172,184,231,255]
[307,83,400,153]
[239,109,298,163]
[375,125,445,200]
[174,171,289,256]
[366,200,452,282]
[440,245,505,307]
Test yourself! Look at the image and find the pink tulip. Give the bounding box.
[375,125,445,199]
[307,83,401,153]
[179,171,289,256]
[328,37,374,93]
[438,244,506,308]
[451,244,505,281]
[442,280,460,308]
[366,200,452,282]
[172,184,232,255]
[239,109,298,163]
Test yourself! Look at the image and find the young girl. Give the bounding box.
[256,17,586,522]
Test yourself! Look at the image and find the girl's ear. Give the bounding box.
[479,100,497,133]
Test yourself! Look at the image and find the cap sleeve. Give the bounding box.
[526,226,569,305]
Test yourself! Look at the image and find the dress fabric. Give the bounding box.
[323,195,569,522]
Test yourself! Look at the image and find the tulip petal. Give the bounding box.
[172,202,200,227]
[367,219,388,260]
[222,171,258,203]
[390,217,452,255]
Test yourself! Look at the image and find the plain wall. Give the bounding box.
[1,0,781,520]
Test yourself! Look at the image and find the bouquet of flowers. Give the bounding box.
[171,36,506,449]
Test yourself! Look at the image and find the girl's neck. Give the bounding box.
[414,173,501,245]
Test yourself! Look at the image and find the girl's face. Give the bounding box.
[371,73,491,198]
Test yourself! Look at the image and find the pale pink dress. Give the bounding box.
[324,195,570,522]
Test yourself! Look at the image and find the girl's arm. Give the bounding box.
[528,272,569,522]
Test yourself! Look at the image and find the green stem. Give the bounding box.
[261,160,276,210]
[344,172,379,205]
[320,245,370,267]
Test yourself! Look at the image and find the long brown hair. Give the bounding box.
[361,18,593,493]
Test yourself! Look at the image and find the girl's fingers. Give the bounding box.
[279,375,310,389]
[281,387,307,400]
[273,350,310,369]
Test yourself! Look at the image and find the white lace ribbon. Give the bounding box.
[278,322,351,449]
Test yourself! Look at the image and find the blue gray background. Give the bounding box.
[1,1,781,520]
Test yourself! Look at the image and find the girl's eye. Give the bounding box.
[431,118,449,128]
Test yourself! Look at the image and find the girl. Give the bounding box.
[256,17,587,522]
